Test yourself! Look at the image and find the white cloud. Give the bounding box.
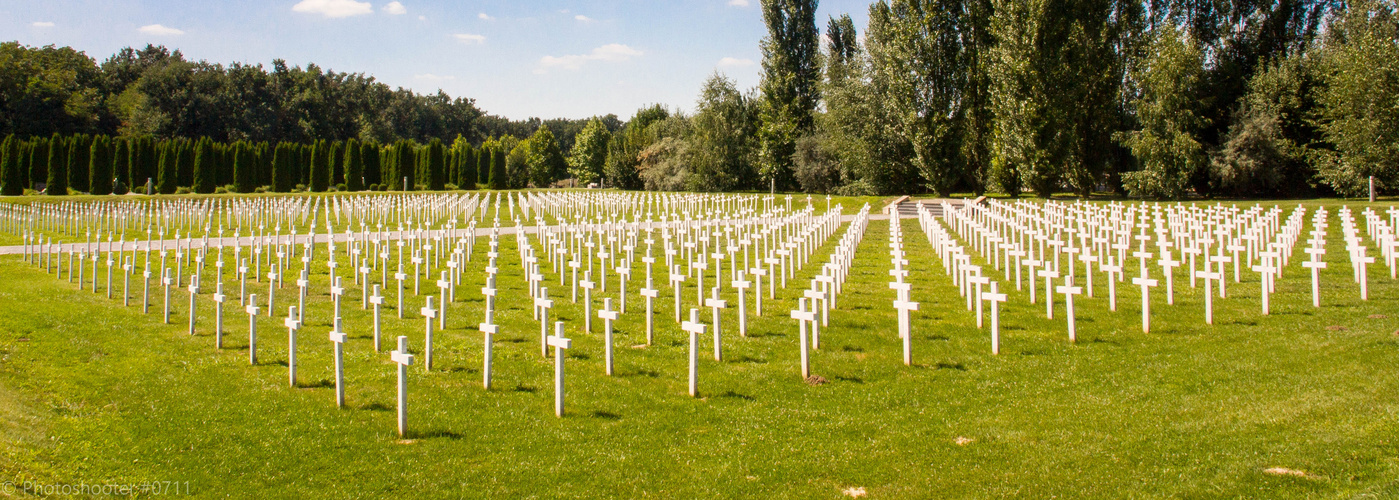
[414,73,455,82]
[292,0,373,18]
[138,24,185,36]
[382,1,406,15]
[575,15,593,23]
[31,21,55,28]
[452,33,485,44]
[717,57,755,67]
[728,0,750,6]
[537,43,642,73]
[478,12,494,21]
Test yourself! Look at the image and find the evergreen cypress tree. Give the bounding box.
[345,138,363,191]
[459,145,477,190]
[270,143,288,192]
[489,146,507,190]
[112,139,129,193]
[328,141,343,188]
[177,139,195,189]
[231,142,251,193]
[28,138,47,190]
[157,140,177,194]
[0,135,21,195]
[477,144,491,185]
[45,134,67,195]
[309,140,328,192]
[68,135,91,193]
[426,139,446,190]
[193,137,216,193]
[88,136,112,195]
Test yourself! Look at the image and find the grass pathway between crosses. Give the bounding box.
[0,216,1396,496]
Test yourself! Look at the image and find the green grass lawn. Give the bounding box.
[0,206,1397,497]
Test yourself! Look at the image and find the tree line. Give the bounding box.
[3,0,1397,199]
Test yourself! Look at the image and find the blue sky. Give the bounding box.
[1,0,871,121]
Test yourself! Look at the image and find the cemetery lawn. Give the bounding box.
[1,212,1398,497]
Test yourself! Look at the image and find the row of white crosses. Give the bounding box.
[916,204,1008,353]
[925,197,1343,351]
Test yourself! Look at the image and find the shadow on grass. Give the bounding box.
[834,375,864,383]
[514,384,538,393]
[935,362,967,371]
[360,402,392,412]
[298,378,334,389]
[591,410,622,420]
[417,429,463,440]
[717,390,755,401]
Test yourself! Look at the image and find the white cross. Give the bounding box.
[705,287,728,361]
[329,317,348,408]
[1130,274,1159,333]
[245,293,261,365]
[790,299,816,380]
[599,298,620,375]
[1195,269,1222,325]
[420,296,438,371]
[982,282,1007,355]
[640,276,660,345]
[1253,253,1278,315]
[1302,251,1327,308]
[1038,267,1060,319]
[731,274,751,337]
[548,323,572,417]
[390,336,414,436]
[1055,278,1083,342]
[284,305,302,387]
[681,308,707,397]
[893,292,919,366]
[369,284,385,351]
[580,272,596,333]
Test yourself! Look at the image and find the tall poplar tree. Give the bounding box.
[756,0,821,191]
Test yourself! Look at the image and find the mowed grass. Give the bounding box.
[0,209,1397,497]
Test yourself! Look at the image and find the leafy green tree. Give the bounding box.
[0,135,22,195]
[866,0,968,196]
[568,118,611,185]
[688,74,757,191]
[45,133,67,195]
[1312,0,1399,197]
[1116,23,1208,199]
[756,0,821,191]
[88,136,112,195]
[603,105,669,190]
[526,126,567,188]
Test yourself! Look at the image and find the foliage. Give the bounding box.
[757,0,821,191]
[1312,0,1399,198]
[567,118,611,185]
[1209,55,1320,197]
[1117,23,1208,200]
[525,125,567,188]
[688,74,757,192]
